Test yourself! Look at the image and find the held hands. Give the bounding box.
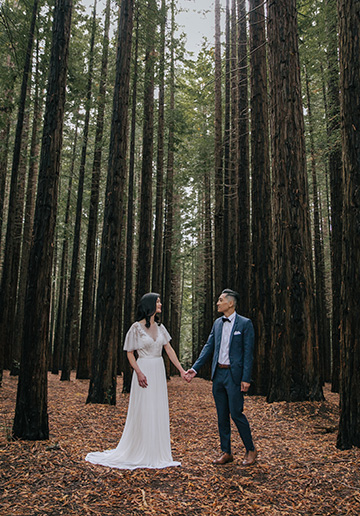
[184,369,197,383]
[180,368,195,383]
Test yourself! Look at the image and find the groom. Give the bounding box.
[186,289,257,466]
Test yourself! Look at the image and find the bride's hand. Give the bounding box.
[137,371,148,388]
[180,369,188,382]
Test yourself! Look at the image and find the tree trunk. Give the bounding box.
[214,0,224,299]
[52,121,78,374]
[152,0,166,295]
[222,0,231,287]
[169,197,181,376]
[61,0,97,381]
[228,0,238,285]
[336,0,360,450]
[12,0,72,440]
[0,58,15,261]
[77,0,111,380]
[0,0,39,375]
[325,0,343,393]
[305,67,331,384]
[267,0,323,402]
[236,0,250,314]
[7,84,30,371]
[87,0,134,405]
[249,0,272,396]
[163,0,175,332]
[11,40,43,376]
[136,0,157,302]
[122,9,139,394]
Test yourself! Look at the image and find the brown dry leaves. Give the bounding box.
[1,371,359,515]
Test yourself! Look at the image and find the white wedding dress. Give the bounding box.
[85,322,181,470]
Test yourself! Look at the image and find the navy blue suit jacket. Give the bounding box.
[192,313,254,386]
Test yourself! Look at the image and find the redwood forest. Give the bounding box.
[0,0,359,514]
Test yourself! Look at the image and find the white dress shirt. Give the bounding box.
[218,311,236,365]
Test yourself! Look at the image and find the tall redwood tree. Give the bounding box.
[336,0,360,450]
[12,0,73,439]
[267,0,323,402]
[87,0,134,405]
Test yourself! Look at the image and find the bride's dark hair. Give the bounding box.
[136,292,161,328]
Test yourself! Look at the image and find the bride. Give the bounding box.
[85,292,187,470]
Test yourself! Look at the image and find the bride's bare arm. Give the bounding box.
[164,343,187,380]
[127,351,148,388]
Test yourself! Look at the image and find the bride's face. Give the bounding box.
[155,297,162,314]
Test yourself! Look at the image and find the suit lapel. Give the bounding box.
[215,318,222,351]
[229,313,240,352]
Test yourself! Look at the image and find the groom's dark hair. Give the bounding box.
[222,288,240,308]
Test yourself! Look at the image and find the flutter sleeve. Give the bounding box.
[123,323,144,351]
[160,324,172,344]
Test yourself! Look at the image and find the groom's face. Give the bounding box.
[216,294,232,314]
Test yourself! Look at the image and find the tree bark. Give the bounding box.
[77,0,111,380]
[11,40,43,376]
[305,67,331,384]
[61,0,97,381]
[249,0,272,396]
[152,0,166,295]
[52,120,78,375]
[87,0,133,405]
[222,0,231,287]
[325,0,343,393]
[12,0,72,439]
[136,0,157,302]
[214,0,224,299]
[336,0,360,450]
[267,0,323,402]
[236,0,250,314]
[0,0,39,375]
[122,9,139,394]
[0,58,15,262]
[163,0,175,332]
[228,0,238,285]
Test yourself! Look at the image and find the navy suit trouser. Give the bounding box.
[212,367,255,454]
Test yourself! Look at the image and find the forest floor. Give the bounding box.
[1,371,359,516]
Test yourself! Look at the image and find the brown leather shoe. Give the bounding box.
[242,448,257,466]
[213,452,234,465]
